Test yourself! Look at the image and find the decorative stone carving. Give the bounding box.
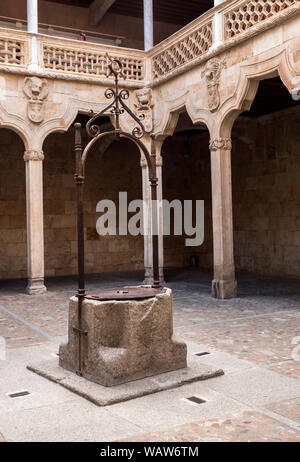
[23,77,48,124]
[43,45,145,81]
[209,139,232,151]
[152,20,213,80]
[134,87,153,133]
[225,0,296,40]
[23,150,45,162]
[202,59,226,112]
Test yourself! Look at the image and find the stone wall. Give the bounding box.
[0,129,26,279]
[43,129,143,277]
[0,106,300,280]
[162,131,213,270]
[232,106,300,278]
[0,0,181,49]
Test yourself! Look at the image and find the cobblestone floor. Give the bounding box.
[267,397,300,423]
[0,268,299,442]
[120,411,300,442]
[1,269,299,377]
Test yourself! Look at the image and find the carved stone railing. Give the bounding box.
[40,36,146,82]
[0,31,27,66]
[150,13,213,81]
[148,0,300,83]
[223,0,299,40]
[0,0,300,84]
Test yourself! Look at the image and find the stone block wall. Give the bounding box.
[162,131,213,270]
[232,106,300,277]
[0,129,26,279]
[43,129,144,277]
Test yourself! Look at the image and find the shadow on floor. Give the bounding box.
[0,267,300,300]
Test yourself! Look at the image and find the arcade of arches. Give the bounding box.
[1,84,299,290]
[1,9,300,299]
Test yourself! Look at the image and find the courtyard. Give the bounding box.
[0,269,299,442]
[0,0,300,447]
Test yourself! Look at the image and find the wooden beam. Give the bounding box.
[89,0,116,27]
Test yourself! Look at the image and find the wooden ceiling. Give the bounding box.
[47,0,213,25]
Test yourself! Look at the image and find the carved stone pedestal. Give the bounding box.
[59,288,187,387]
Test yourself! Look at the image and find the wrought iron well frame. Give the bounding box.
[73,57,160,376]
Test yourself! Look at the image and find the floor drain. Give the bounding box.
[194,352,210,357]
[186,396,206,405]
[8,391,30,398]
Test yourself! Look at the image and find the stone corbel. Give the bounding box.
[209,138,232,151]
[24,150,45,162]
[134,87,154,133]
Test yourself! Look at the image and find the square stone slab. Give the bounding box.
[27,356,224,407]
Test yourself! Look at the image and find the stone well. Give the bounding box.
[59,288,187,387]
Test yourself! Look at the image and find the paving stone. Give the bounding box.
[267,398,300,423]
[0,270,299,379]
[120,411,300,442]
[1,269,300,442]
[27,355,224,406]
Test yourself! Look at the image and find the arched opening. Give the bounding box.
[0,128,26,290]
[42,114,143,281]
[162,112,213,284]
[232,76,300,291]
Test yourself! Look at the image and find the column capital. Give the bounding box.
[209,138,232,152]
[140,154,163,168]
[24,150,44,162]
[155,155,163,167]
[140,155,148,168]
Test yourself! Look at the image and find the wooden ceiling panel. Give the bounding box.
[46,0,213,25]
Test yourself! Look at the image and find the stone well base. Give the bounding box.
[27,355,224,406]
[59,288,187,387]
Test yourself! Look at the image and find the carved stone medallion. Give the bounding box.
[202,58,226,113]
[23,77,48,124]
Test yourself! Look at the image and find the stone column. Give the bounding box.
[27,0,42,71]
[211,0,224,50]
[140,148,164,285]
[210,138,237,299]
[24,150,46,295]
[143,0,154,51]
[156,154,165,284]
[141,155,153,283]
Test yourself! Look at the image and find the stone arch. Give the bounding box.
[153,102,213,140]
[39,99,115,150]
[0,118,30,152]
[217,43,300,138]
[160,110,212,278]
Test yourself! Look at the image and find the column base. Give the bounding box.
[211,279,237,299]
[26,278,47,295]
[143,268,165,286]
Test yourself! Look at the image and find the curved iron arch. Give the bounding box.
[73,57,160,376]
